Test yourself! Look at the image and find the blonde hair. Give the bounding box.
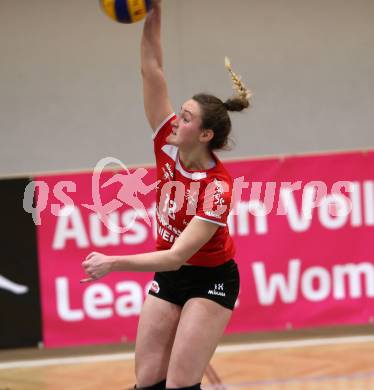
[224,56,252,111]
[191,57,252,150]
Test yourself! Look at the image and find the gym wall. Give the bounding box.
[0,0,373,176]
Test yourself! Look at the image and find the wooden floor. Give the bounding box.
[1,338,374,389]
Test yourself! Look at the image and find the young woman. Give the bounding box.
[82,1,251,389]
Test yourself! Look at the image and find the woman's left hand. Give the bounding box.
[81,252,113,283]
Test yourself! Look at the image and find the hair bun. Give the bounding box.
[224,97,249,112]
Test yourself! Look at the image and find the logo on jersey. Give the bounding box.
[213,179,226,206]
[162,163,174,181]
[150,281,160,294]
[208,283,226,297]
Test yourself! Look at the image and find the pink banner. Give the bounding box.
[36,150,374,347]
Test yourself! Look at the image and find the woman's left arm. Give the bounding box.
[81,218,219,282]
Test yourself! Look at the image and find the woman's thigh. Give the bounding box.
[166,298,232,388]
[135,294,182,387]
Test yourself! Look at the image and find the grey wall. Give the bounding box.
[1,0,373,176]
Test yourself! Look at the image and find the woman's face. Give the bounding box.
[166,99,205,148]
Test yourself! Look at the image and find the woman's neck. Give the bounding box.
[178,147,215,171]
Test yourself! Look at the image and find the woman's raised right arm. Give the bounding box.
[141,0,173,131]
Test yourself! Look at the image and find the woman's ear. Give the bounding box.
[200,129,214,143]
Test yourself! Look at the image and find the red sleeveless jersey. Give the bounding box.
[153,114,235,266]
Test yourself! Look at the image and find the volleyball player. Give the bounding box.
[82,1,251,389]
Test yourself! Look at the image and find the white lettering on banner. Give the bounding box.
[227,181,374,236]
[56,277,146,321]
[227,201,269,236]
[53,206,89,249]
[364,181,374,225]
[90,213,120,247]
[115,281,143,316]
[51,181,374,249]
[84,283,114,319]
[318,194,349,229]
[280,186,320,231]
[52,204,156,250]
[248,181,276,215]
[276,181,303,216]
[333,263,374,299]
[253,260,300,305]
[121,210,148,245]
[252,259,374,306]
[148,202,157,239]
[343,182,362,226]
[301,267,331,301]
[279,181,374,232]
[56,277,84,321]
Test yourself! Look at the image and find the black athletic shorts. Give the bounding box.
[148,259,240,310]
